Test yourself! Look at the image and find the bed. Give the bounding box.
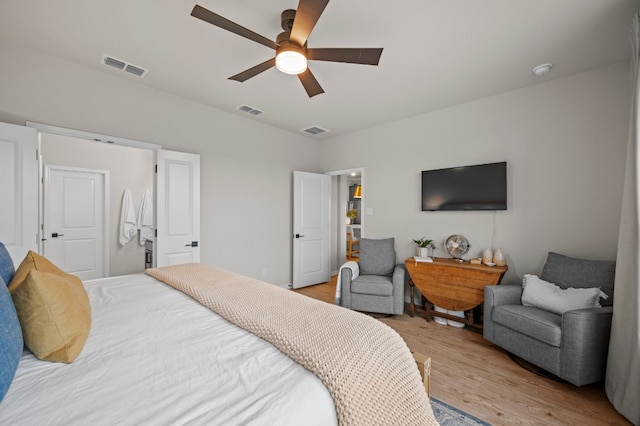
[0,248,437,425]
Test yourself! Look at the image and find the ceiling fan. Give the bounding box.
[191,0,383,97]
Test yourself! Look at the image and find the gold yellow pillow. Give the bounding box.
[8,251,66,293]
[10,257,91,363]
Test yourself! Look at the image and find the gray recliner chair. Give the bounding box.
[484,252,615,386]
[340,237,405,315]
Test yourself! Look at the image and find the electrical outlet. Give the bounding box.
[261,267,268,277]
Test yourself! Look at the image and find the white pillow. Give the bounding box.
[521,274,608,315]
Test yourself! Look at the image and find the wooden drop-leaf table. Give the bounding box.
[405,257,507,327]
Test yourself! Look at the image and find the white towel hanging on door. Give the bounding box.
[119,188,137,246]
[137,189,154,245]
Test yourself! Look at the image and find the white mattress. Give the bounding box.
[0,273,337,425]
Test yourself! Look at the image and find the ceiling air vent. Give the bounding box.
[101,54,148,78]
[124,64,146,77]
[301,125,330,136]
[237,105,264,116]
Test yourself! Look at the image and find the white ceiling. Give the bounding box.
[1,0,638,139]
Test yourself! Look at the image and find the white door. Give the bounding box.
[292,171,331,288]
[155,150,200,267]
[0,122,37,262]
[43,166,109,280]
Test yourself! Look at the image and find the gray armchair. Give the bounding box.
[340,238,405,315]
[484,252,615,386]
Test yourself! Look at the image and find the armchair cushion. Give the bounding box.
[359,238,395,276]
[541,252,615,306]
[521,274,608,315]
[352,275,393,296]
[493,305,562,347]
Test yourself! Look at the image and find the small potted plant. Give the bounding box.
[346,209,358,224]
[412,237,437,258]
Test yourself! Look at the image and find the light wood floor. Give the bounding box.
[293,275,631,426]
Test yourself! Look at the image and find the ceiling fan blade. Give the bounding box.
[297,68,324,98]
[307,48,383,65]
[228,58,276,82]
[289,0,329,46]
[191,5,278,50]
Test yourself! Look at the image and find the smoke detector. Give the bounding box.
[533,63,552,76]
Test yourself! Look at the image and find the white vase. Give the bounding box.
[419,247,429,257]
[482,248,493,264]
[493,248,506,266]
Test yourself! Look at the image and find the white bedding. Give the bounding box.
[0,273,337,425]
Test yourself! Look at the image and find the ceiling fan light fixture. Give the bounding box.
[276,46,307,75]
[190,3,384,97]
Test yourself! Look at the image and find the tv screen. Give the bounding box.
[421,162,507,211]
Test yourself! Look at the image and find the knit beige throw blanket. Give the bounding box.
[146,263,437,426]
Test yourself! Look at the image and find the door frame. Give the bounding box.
[325,168,365,273]
[31,122,157,277]
[42,165,110,278]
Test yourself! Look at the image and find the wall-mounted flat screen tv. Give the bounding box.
[421,161,507,211]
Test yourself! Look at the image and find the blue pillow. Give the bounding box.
[0,242,15,286]
[0,276,23,402]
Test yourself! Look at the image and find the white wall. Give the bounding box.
[0,38,630,287]
[41,133,154,276]
[320,63,630,284]
[0,40,321,286]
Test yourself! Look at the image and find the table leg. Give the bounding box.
[409,278,415,318]
[425,301,434,322]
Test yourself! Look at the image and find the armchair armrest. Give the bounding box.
[560,306,613,386]
[484,284,523,342]
[485,284,523,306]
[391,264,406,315]
[339,261,360,309]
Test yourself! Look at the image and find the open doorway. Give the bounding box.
[326,168,364,275]
[345,174,361,262]
[36,126,156,277]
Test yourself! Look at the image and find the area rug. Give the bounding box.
[431,398,491,426]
